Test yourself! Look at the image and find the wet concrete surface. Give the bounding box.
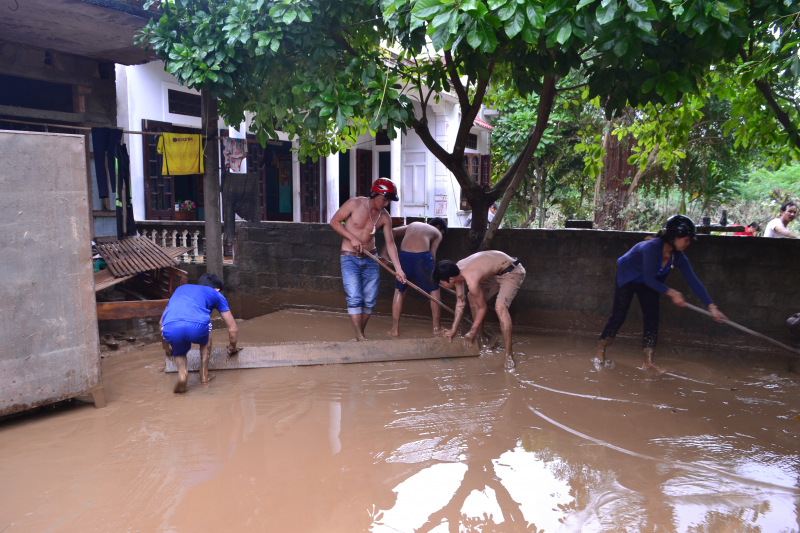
[1,309,799,532]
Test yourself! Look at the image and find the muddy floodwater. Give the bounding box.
[2,310,799,532]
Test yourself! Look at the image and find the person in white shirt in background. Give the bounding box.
[464,203,498,228]
[765,201,799,238]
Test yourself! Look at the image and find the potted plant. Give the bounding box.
[174,199,197,221]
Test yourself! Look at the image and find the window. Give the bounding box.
[0,74,73,113]
[375,129,390,145]
[466,133,478,150]
[168,89,201,117]
[472,156,480,182]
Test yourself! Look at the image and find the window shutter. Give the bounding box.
[480,154,491,187]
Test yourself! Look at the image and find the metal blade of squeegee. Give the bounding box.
[165,336,482,372]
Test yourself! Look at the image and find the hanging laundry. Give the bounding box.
[222,172,260,246]
[91,127,123,198]
[156,133,204,175]
[114,143,137,240]
[223,138,247,173]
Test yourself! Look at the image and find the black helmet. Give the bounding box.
[664,214,697,241]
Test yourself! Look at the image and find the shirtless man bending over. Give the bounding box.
[389,217,448,337]
[433,251,526,370]
[330,178,406,341]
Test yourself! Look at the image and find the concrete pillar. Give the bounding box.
[292,145,301,222]
[391,128,402,217]
[201,90,223,277]
[325,154,339,222]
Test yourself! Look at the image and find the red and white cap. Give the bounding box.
[371,178,399,201]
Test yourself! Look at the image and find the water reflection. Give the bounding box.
[369,426,799,533]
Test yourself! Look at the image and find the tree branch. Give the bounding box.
[444,50,470,110]
[753,78,800,150]
[480,75,558,250]
[625,144,659,198]
[556,82,589,92]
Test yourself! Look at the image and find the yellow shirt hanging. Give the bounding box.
[156,133,204,175]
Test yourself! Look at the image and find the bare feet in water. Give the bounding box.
[504,354,515,371]
[641,361,666,373]
[174,373,187,393]
[433,327,447,337]
[201,373,216,384]
[592,357,615,370]
[388,329,400,338]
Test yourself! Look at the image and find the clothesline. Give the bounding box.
[0,117,287,145]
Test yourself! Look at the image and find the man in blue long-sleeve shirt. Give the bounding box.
[593,215,725,373]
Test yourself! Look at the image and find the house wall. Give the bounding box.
[117,61,305,222]
[0,41,119,237]
[211,222,800,357]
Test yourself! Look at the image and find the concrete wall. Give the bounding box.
[0,131,102,415]
[217,222,800,353]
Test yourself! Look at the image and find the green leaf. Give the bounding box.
[505,9,525,38]
[715,1,728,18]
[487,0,508,10]
[613,38,628,56]
[298,7,312,22]
[521,24,539,43]
[626,0,647,13]
[643,59,658,73]
[497,3,517,21]
[430,20,450,49]
[526,4,545,28]
[556,22,572,44]
[283,9,297,24]
[664,71,678,82]
[576,0,593,9]
[641,77,656,93]
[596,0,617,25]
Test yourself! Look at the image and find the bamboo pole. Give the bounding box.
[684,303,800,356]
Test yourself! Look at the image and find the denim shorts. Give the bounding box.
[340,254,380,315]
[161,320,212,355]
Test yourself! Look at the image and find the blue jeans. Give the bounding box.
[340,254,380,315]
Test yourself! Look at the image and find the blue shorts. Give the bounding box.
[395,251,439,293]
[161,320,212,356]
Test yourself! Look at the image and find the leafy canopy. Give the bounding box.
[137,0,752,163]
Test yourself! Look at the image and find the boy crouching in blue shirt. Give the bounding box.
[161,273,239,393]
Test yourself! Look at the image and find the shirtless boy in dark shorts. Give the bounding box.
[388,218,448,337]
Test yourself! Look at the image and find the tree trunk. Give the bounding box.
[480,76,558,250]
[595,131,636,230]
[201,90,223,277]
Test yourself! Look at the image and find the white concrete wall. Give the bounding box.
[116,61,226,222]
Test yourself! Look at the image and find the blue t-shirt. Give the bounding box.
[161,284,230,326]
[615,238,713,306]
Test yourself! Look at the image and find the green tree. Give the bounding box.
[490,92,594,228]
[715,0,800,168]
[138,0,754,247]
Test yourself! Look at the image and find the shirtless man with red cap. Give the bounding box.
[330,178,407,341]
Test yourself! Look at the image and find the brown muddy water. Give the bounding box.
[1,309,799,532]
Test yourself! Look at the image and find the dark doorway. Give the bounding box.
[300,158,320,222]
[357,149,372,197]
[247,139,293,221]
[339,150,350,207]
[142,120,175,220]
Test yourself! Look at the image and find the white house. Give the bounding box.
[116,61,492,228]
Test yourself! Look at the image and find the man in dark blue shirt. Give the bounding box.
[161,273,239,393]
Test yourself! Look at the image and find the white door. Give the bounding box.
[402,152,427,216]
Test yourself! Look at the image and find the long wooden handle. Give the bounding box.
[361,249,468,323]
[684,303,800,356]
